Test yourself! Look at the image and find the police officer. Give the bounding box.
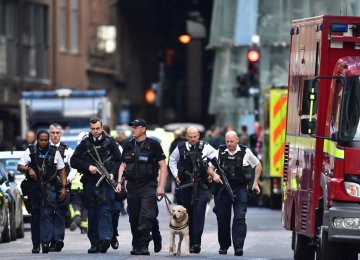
[116,119,168,255]
[169,126,218,254]
[17,130,67,253]
[70,117,121,254]
[210,130,261,256]
[68,131,89,234]
[102,124,124,250]
[48,123,75,251]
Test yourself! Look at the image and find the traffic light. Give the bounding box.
[145,82,162,107]
[145,88,156,104]
[247,49,260,88]
[233,74,249,97]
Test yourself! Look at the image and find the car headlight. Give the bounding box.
[344,181,360,198]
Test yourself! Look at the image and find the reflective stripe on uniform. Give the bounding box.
[69,203,81,219]
[70,173,83,190]
[80,220,88,229]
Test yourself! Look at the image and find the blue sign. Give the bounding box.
[118,109,130,124]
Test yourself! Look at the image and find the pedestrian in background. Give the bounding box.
[116,119,168,255]
[239,125,250,146]
[68,131,89,234]
[169,126,217,254]
[210,130,262,256]
[70,117,122,254]
[17,130,67,254]
[16,130,36,150]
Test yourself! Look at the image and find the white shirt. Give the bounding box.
[220,145,260,168]
[169,142,218,178]
[18,147,65,170]
[51,142,77,181]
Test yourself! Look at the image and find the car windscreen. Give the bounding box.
[0,158,21,175]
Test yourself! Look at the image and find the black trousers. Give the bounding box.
[176,186,210,246]
[127,184,157,248]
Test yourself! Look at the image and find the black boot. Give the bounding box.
[42,243,49,253]
[32,246,40,254]
[134,244,150,255]
[87,245,99,253]
[111,237,119,250]
[49,240,64,252]
[190,244,201,254]
[99,239,111,253]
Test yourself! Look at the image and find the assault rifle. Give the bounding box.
[210,158,235,201]
[188,151,203,205]
[86,150,118,191]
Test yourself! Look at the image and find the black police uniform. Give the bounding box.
[26,144,65,252]
[214,144,255,254]
[70,133,121,253]
[122,137,165,254]
[175,141,214,253]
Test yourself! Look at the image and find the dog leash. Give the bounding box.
[157,194,172,215]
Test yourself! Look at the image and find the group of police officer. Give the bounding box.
[17,117,262,256]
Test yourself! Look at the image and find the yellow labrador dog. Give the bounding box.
[169,204,190,256]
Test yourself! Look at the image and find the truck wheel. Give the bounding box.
[293,232,315,260]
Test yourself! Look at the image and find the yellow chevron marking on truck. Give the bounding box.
[270,89,288,177]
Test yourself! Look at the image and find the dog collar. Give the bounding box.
[170,221,189,231]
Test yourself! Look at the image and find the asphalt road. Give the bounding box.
[0,194,293,259]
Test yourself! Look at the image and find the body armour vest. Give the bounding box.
[29,144,58,184]
[123,138,158,182]
[218,144,246,186]
[177,141,209,185]
[85,136,114,172]
[58,142,70,175]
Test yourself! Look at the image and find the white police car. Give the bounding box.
[0,151,29,225]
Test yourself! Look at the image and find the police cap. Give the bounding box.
[129,119,147,128]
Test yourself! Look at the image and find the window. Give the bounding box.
[22,3,48,79]
[340,77,360,141]
[0,0,17,76]
[59,0,67,52]
[331,79,343,134]
[70,0,79,54]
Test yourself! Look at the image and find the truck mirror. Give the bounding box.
[301,118,316,135]
[301,79,318,116]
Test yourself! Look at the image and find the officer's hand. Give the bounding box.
[28,168,37,181]
[115,182,122,193]
[88,165,98,174]
[59,187,67,201]
[252,182,261,194]
[175,177,181,185]
[156,186,165,197]
[212,173,223,184]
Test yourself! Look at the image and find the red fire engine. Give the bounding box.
[282,15,360,260]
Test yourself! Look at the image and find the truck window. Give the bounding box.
[340,76,360,141]
[330,79,343,134]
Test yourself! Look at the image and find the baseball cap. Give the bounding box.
[129,119,147,128]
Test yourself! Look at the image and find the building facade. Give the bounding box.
[0,0,119,149]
